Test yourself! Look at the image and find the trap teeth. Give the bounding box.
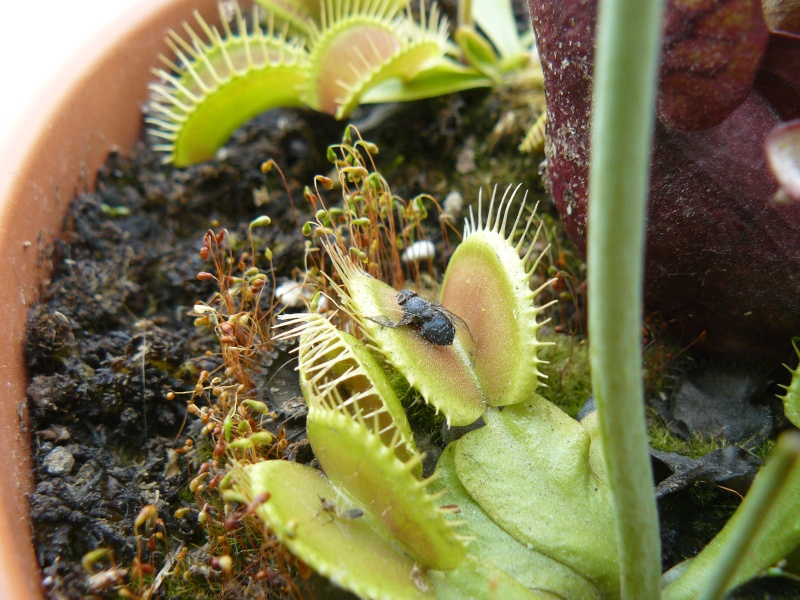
[306,409,468,570]
[441,184,552,408]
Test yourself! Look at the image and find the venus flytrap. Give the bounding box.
[440,185,554,408]
[171,0,800,595]
[147,2,308,166]
[147,0,539,166]
[281,312,420,465]
[225,81,800,600]
[322,242,485,426]
[211,134,800,596]
[230,311,469,599]
[777,338,800,429]
[225,170,627,598]
[301,0,449,118]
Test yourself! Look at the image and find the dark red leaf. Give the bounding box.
[657,0,768,131]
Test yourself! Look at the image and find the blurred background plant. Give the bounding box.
[530,0,800,361]
[146,0,541,166]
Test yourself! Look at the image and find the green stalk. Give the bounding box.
[458,0,473,28]
[587,0,664,598]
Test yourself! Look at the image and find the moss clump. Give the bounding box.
[646,417,729,458]
[537,332,591,418]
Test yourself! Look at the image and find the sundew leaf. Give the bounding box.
[307,407,469,570]
[454,400,619,598]
[236,460,432,600]
[431,444,604,600]
[327,244,485,426]
[146,1,307,166]
[440,184,554,407]
[278,312,419,465]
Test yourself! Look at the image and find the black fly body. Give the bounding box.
[368,290,472,347]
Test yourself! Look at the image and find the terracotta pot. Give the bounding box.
[0,0,225,595]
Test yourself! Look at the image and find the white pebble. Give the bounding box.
[44,447,74,476]
[275,281,310,308]
[402,240,436,263]
[443,191,464,218]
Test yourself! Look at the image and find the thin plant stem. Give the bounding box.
[587,0,665,598]
[458,0,473,28]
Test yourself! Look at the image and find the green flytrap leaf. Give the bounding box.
[470,0,525,60]
[441,184,555,408]
[232,181,584,598]
[254,0,321,36]
[232,311,468,597]
[145,0,523,165]
[306,408,468,570]
[777,337,800,429]
[256,0,412,36]
[147,2,307,166]
[325,243,486,426]
[358,59,493,105]
[430,556,556,600]
[303,0,449,118]
[322,184,554,425]
[279,312,419,465]
[454,27,501,80]
[431,444,604,600]
[233,460,433,599]
[453,400,620,598]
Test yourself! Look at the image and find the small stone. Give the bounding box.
[43,447,75,476]
[663,365,775,449]
[651,445,760,499]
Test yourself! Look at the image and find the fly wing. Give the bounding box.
[432,303,472,337]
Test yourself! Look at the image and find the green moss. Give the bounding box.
[160,573,222,598]
[646,417,727,458]
[178,486,196,504]
[537,332,592,417]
